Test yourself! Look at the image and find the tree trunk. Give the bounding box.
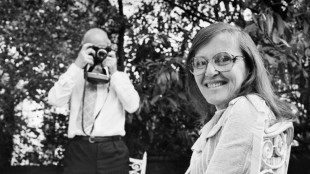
[0,99,15,170]
[117,0,125,71]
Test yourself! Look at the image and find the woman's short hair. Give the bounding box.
[186,22,295,123]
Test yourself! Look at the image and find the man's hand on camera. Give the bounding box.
[75,43,95,69]
[103,51,117,75]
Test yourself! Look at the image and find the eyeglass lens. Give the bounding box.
[190,52,235,75]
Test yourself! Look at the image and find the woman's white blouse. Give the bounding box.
[185,94,276,174]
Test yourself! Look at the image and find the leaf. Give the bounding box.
[278,38,291,47]
[272,28,280,44]
[264,53,279,67]
[244,23,259,35]
[266,13,274,37]
[275,13,285,36]
[170,71,179,82]
[150,95,161,105]
[167,97,178,110]
[177,92,187,100]
[302,69,309,78]
[304,20,309,34]
[258,13,266,33]
[305,47,310,57]
[165,72,171,83]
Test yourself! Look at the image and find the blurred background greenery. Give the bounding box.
[0,0,309,173]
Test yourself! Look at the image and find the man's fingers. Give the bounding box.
[85,55,94,65]
[104,57,116,64]
[82,43,93,50]
[85,48,95,56]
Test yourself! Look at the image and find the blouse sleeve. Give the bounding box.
[205,96,266,174]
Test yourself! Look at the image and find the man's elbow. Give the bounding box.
[48,91,66,107]
[48,96,61,107]
[126,99,140,113]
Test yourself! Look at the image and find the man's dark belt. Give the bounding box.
[73,135,122,143]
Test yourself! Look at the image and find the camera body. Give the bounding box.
[89,46,111,70]
[84,46,112,84]
[92,46,111,66]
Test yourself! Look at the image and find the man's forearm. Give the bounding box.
[48,63,83,107]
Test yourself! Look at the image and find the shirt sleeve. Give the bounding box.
[48,63,83,107]
[110,71,140,113]
[205,97,265,174]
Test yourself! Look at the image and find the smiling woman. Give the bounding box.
[192,33,248,110]
[185,22,296,174]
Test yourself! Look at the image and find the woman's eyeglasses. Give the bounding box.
[189,52,244,75]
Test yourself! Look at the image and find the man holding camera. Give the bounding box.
[48,28,140,174]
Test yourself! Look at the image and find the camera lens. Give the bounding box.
[97,49,107,60]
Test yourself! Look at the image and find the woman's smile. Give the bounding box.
[205,81,228,88]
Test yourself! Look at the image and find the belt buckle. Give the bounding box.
[89,136,95,143]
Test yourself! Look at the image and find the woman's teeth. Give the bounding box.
[207,82,224,88]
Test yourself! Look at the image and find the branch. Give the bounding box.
[162,0,216,24]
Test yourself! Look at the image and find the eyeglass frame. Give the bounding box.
[188,52,245,75]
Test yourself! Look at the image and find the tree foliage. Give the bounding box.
[0,0,309,168]
[242,0,310,153]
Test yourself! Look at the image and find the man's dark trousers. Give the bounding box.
[63,136,129,174]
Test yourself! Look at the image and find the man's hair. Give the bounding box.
[186,22,295,123]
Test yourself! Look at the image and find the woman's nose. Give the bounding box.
[204,63,219,77]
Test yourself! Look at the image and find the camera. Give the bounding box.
[88,46,111,71]
[84,46,112,84]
